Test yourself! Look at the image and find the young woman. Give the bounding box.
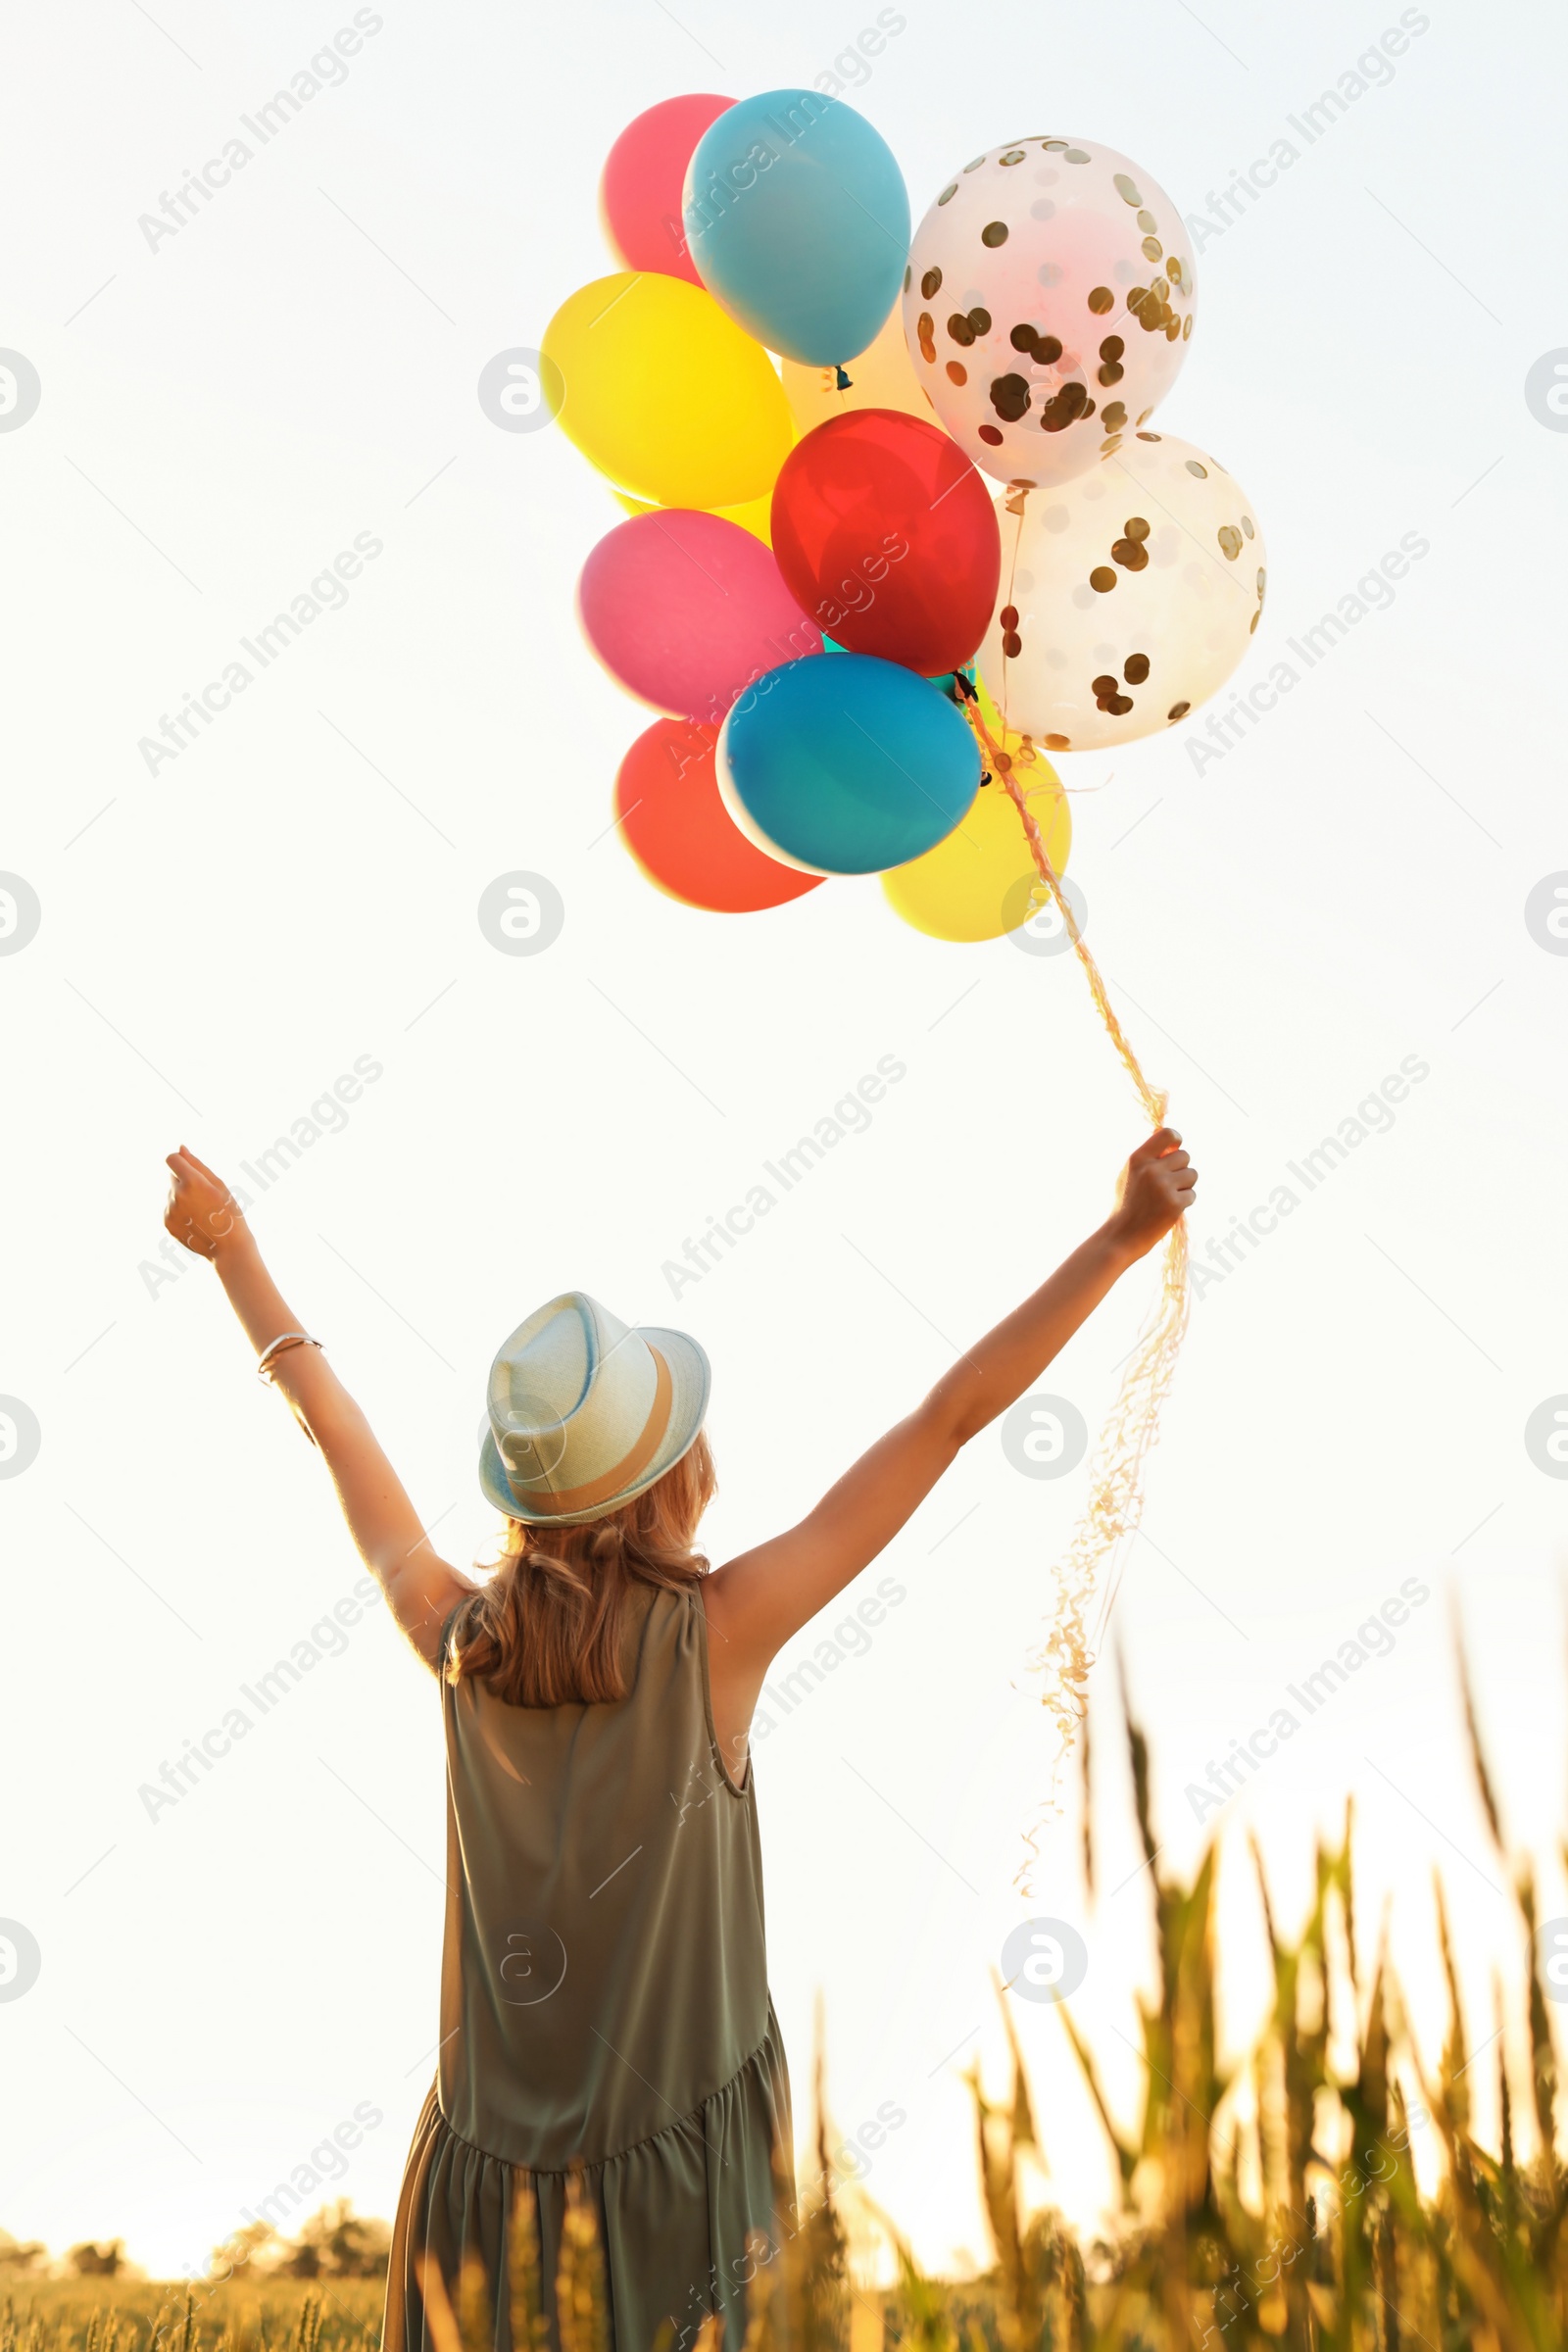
[162,1128,1196,2352]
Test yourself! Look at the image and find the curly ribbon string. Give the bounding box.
[957,513,1192,1887]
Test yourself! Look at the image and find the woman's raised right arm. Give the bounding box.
[703,1129,1197,1729]
[164,1146,476,1669]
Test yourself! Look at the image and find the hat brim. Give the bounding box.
[478,1324,711,1528]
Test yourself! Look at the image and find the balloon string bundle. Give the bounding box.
[958,679,1191,1884]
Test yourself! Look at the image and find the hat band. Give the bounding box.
[506,1345,673,1518]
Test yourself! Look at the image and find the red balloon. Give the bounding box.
[770,410,1002,676]
[613,717,824,914]
[599,94,736,285]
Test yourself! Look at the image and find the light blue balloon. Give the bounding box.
[683,91,909,368]
[717,652,980,877]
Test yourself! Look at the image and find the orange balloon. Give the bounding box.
[780,302,935,435]
[614,718,824,913]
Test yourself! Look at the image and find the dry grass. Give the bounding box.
[0,2281,382,2352]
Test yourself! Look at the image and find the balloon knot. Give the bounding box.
[835,366,853,390]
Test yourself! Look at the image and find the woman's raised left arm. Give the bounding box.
[164,1146,475,1668]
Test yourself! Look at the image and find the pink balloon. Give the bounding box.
[600,94,736,284]
[577,512,824,726]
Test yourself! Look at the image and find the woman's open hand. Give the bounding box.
[164,1146,246,1261]
[1106,1126,1197,1261]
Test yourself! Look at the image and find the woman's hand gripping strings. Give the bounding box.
[163,1147,474,1666]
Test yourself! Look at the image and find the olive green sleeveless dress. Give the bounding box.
[381,1585,792,2352]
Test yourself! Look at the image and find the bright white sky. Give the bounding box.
[3,0,1567,2289]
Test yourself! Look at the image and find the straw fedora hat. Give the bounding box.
[478,1292,710,1527]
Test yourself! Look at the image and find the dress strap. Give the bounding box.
[437,1591,473,1678]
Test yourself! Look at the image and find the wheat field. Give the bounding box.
[7,1649,1565,2351]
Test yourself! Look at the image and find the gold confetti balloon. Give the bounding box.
[902,138,1197,488]
[975,431,1266,752]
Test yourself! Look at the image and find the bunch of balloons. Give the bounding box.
[540,91,1266,943]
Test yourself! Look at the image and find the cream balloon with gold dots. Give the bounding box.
[975,431,1266,753]
[903,137,1197,489]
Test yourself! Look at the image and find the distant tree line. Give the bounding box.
[0,2201,389,2282]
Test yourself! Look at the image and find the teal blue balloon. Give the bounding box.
[716,652,980,877]
[683,92,909,368]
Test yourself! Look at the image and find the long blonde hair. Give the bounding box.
[447,1433,716,1706]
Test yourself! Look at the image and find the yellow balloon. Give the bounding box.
[780,302,936,435]
[543,273,794,511]
[882,757,1070,944]
[613,489,776,546]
